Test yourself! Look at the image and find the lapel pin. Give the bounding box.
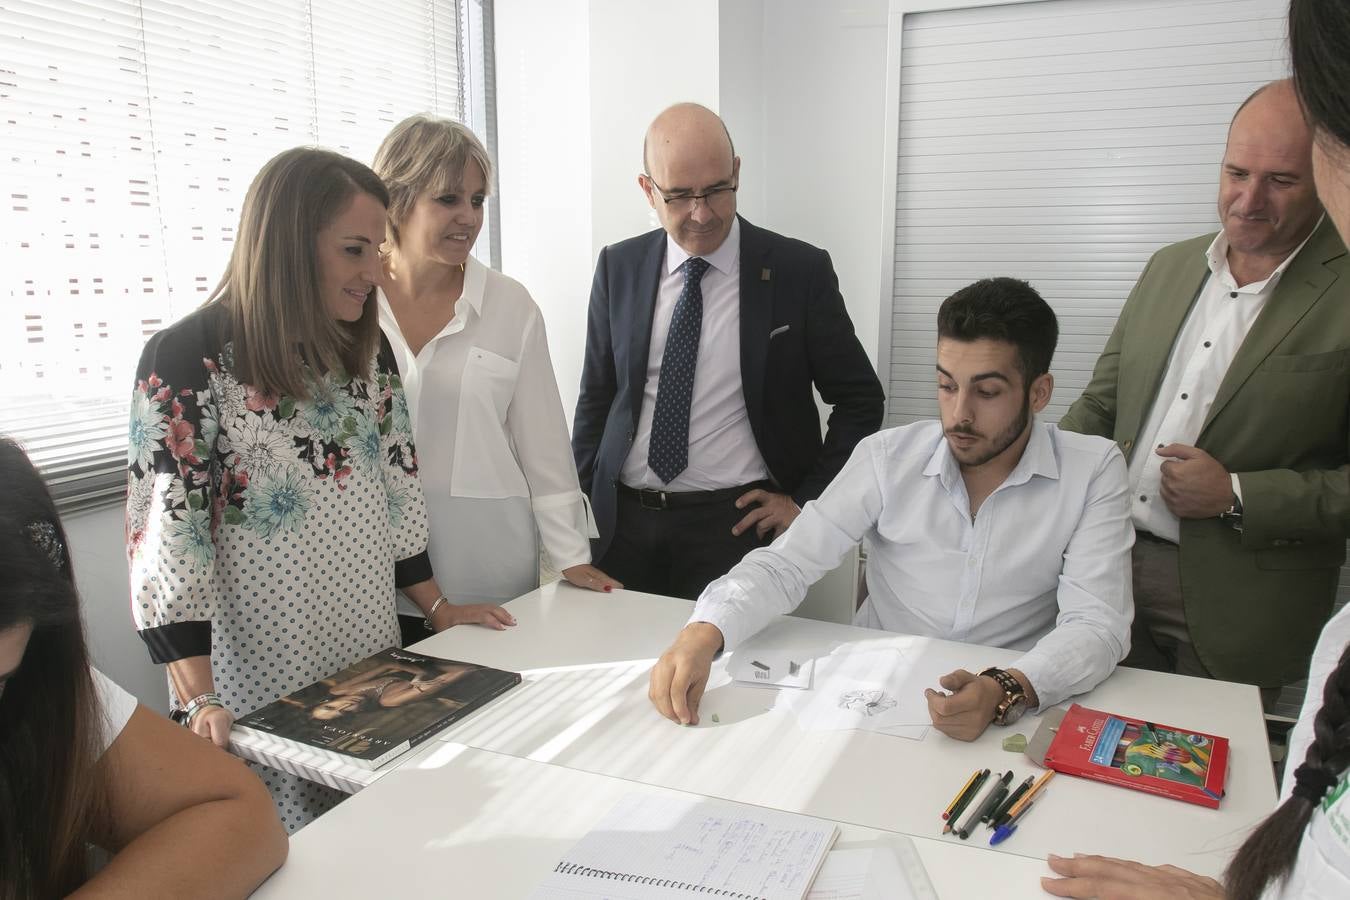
[761,268,772,281]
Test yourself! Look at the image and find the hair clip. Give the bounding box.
[25,520,66,571]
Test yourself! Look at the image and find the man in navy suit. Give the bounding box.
[572,103,883,600]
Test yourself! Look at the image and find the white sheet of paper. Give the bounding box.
[874,723,931,740]
[870,835,939,900]
[805,838,936,900]
[774,643,935,733]
[805,849,871,899]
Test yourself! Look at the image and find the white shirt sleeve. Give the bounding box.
[91,667,139,757]
[691,437,885,651]
[507,307,595,571]
[1009,445,1135,708]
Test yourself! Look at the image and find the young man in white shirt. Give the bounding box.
[648,277,1135,741]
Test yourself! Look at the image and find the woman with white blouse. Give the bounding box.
[373,115,619,607]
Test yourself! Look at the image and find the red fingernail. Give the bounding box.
[603,585,612,592]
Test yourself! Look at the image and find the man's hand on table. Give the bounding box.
[925,669,1003,740]
[649,623,725,726]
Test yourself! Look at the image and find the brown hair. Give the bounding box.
[1224,640,1350,899]
[0,438,106,898]
[206,147,389,398]
[1290,0,1350,153]
[372,114,494,248]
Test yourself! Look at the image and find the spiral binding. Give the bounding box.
[554,861,767,899]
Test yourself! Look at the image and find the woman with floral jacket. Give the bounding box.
[126,147,514,832]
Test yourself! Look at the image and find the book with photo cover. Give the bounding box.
[233,647,520,770]
[1028,703,1229,809]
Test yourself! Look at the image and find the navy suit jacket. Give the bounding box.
[572,216,885,559]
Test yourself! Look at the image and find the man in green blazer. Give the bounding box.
[1058,80,1350,698]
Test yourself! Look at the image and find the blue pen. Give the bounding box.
[989,799,1036,846]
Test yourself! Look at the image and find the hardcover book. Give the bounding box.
[1028,703,1229,809]
[233,646,520,770]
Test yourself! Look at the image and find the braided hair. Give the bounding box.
[1224,640,1350,899]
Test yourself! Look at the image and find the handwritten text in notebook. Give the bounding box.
[532,792,839,900]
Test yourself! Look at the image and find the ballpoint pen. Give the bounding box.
[990,796,1040,845]
[1002,769,1054,823]
[988,774,1034,828]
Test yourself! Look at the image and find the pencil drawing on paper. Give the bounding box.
[837,689,897,717]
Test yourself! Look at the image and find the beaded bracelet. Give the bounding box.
[182,692,225,723]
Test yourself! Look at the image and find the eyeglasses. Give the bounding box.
[644,174,738,213]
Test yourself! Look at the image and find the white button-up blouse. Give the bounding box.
[379,257,595,604]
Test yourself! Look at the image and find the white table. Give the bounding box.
[250,582,1277,896]
[253,743,1052,898]
[406,584,1275,878]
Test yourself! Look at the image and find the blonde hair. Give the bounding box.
[206,147,388,399]
[373,114,494,247]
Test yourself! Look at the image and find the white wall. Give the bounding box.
[496,0,890,420]
[588,0,721,255]
[495,0,594,424]
[496,0,722,425]
[717,0,767,225]
[65,504,167,708]
[753,0,890,368]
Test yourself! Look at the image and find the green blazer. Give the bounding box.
[1059,218,1350,687]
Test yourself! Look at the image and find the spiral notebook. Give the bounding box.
[531,793,839,900]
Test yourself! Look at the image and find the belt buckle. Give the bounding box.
[639,489,667,510]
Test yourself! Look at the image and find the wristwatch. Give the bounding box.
[1219,493,1244,532]
[979,667,1029,726]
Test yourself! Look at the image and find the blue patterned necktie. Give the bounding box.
[648,256,711,484]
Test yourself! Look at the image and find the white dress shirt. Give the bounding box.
[1131,223,1320,541]
[1265,601,1350,898]
[691,420,1134,709]
[379,258,595,605]
[621,218,770,490]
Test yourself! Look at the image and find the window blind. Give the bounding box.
[887,0,1288,425]
[1,0,489,512]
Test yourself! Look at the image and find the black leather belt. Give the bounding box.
[1135,529,1176,545]
[617,480,770,511]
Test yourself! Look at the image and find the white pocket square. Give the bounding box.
[769,325,790,340]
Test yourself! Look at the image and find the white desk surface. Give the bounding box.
[406,583,1277,878]
[253,743,1053,899]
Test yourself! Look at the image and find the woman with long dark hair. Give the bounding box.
[0,438,286,897]
[125,147,515,832]
[1043,1,1350,897]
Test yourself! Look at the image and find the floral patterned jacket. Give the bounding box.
[127,303,431,664]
